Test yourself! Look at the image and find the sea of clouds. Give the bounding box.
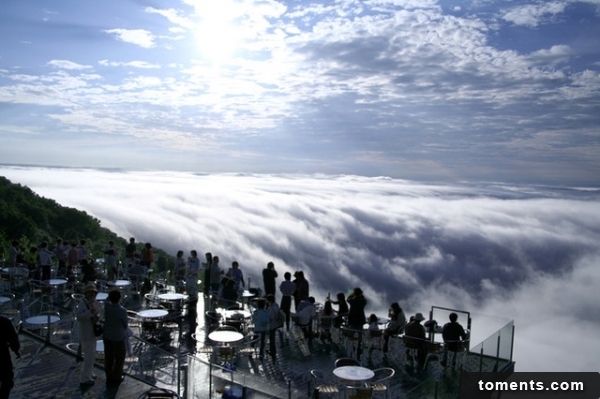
[1,166,599,372]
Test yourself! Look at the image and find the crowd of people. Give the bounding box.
[2,236,470,395]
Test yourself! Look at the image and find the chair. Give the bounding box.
[402,335,425,372]
[224,317,245,333]
[444,339,469,369]
[347,386,373,399]
[368,368,395,399]
[204,310,222,332]
[365,329,384,359]
[424,341,444,371]
[237,334,260,360]
[137,387,180,399]
[339,326,363,359]
[310,369,341,398]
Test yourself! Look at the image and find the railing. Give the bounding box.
[470,320,515,373]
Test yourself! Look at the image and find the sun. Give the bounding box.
[193,2,244,66]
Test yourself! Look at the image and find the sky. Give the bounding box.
[1,0,600,185]
[1,166,599,373]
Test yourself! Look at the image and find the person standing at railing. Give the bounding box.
[279,272,295,331]
[441,312,467,367]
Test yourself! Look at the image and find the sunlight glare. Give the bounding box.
[194,1,244,66]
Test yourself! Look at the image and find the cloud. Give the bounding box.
[104,28,156,48]
[46,60,92,70]
[501,2,568,27]
[98,60,161,69]
[1,167,599,372]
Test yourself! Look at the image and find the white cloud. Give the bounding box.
[1,167,599,372]
[46,60,92,70]
[98,60,161,69]
[104,28,156,48]
[501,2,568,27]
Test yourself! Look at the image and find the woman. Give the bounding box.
[383,302,407,353]
[331,292,349,327]
[77,284,99,386]
[346,287,366,330]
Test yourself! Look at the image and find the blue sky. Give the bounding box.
[1,0,600,184]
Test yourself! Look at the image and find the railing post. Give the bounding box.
[509,324,515,363]
[495,335,501,371]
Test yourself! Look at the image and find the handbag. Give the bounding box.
[94,323,104,337]
[85,300,103,337]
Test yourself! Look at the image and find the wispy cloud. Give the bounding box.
[47,60,92,70]
[1,167,599,371]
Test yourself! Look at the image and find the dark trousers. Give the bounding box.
[103,339,126,384]
[41,265,51,281]
[280,296,292,330]
[0,369,14,399]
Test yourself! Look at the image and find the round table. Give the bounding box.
[45,279,67,286]
[96,292,108,301]
[107,279,132,287]
[208,330,244,344]
[138,309,169,319]
[221,309,252,319]
[0,296,11,304]
[157,293,186,301]
[333,366,375,382]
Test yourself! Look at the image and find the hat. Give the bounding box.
[414,312,426,322]
[85,284,98,293]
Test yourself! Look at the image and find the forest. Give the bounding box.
[0,176,171,270]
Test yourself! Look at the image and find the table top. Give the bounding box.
[26,315,60,325]
[333,366,375,381]
[158,293,186,301]
[221,309,252,319]
[138,309,169,319]
[44,279,68,286]
[208,330,244,344]
[96,292,108,301]
[241,290,256,298]
[0,296,11,303]
[96,340,104,352]
[107,279,132,287]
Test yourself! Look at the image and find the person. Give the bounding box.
[186,250,201,300]
[103,289,128,386]
[368,313,379,330]
[140,243,153,267]
[251,299,269,360]
[54,238,68,277]
[125,237,137,267]
[78,239,88,265]
[441,312,468,366]
[104,249,119,280]
[0,315,20,399]
[80,259,96,284]
[346,287,366,330]
[38,241,53,281]
[266,294,282,361]
[220,275,238,308]
[279,272,295,331]
[318,300,335,347]
[229,261,245,292]
[296,296,316,340]
[202,252,212,298]
[330,292,349,327]
[173,250,187,293]
[210,256,222,293]
[262,262,278,300]
[7,240,20,268]
[77,284,100,386]
[383,302,407,353]
[405,312,427,369]
[67,242,79,277]
[292,271,309,311]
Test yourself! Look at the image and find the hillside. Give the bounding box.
[0,176,171,270]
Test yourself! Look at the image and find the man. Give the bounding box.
[441,312,467,366]
[404,312,427,369]
[266,294,282,361]
[262,261,278,299]
[103,289,128,386]
[0,315,20,399]
[296,296,317,340]
[278,272,295,331]
[38,242,53,281]
[125,237,137,268]
[251,299,269,360]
